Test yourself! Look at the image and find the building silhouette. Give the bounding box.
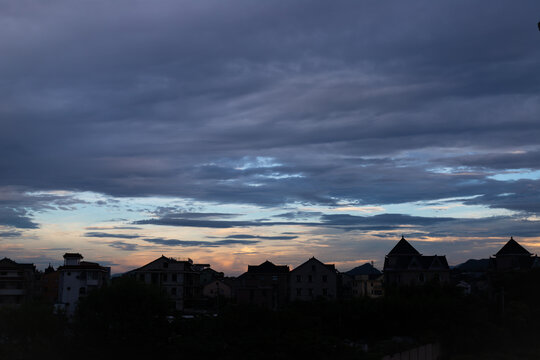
[126,255,204,310]
[346,262,384,298]
[0,258,36,307]
[489,237,540,272]
[383,236,450,286]
[290,257,338,301]
[235,260,289,309]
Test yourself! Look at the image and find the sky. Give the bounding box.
[1,1,540,275]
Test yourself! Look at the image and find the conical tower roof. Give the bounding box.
[388,236,420,256]
[495,237,531,256]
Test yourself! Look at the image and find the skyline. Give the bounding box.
[1,1,540,275]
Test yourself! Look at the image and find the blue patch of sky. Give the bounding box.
[488,169,540,181]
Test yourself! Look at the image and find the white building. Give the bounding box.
[57,253,110,315]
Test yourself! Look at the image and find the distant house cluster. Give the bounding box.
[1,236,538,312]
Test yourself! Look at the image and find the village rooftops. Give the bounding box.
[346,263,382,276]
[247,260,289,273]
[0,257,35,270]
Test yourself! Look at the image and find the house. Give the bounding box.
[199,267,225,287]
[290,257,338,301]
[203,279,232,299]
[346,262,384,298]
[0,258,36,307]
[57,253,110,315]
[489,237,539,272]
[383,236,450,286]
[126,255,203,311]
[41,264,59,303]
[235,260,289,309]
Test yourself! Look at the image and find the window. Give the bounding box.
[419,273,425,283]
[296,275,301,283]
[171,287,177,295]
[296,288,302,296]
[322,275,327,283]
[272,275,278,281]
[308,275,312,283]
[67,287,71,291]
[163,262,168,268]
[79,287,86,295]
[172,274,177,282]
[322,288,327,296]
[308,288,313,296]
[67,272,71,276]
[311,265,316,272]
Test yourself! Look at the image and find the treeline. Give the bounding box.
[2,272,540,359]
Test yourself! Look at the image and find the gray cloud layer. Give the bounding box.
[2,1,540,232]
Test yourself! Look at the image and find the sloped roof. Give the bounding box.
[422,255,449,269]
[495,237,531,256]
[126,255,193,273]
[291,257,336,273]
[346,263,381,276]
[247,260,289,274]
[63,253,83,259]
[0,257,35,269]
[387,236,421,256]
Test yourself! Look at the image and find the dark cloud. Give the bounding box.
[151,208,242,219]
[85,226,142,230]
[134,217,314,228]
[273,211,323,220]
[107,241,138,251]
[84,232,141,239]
[0,186,88,228]
[0,1,538,215]
[320,213,455,226]
[1,0,539,266]
[0,207,38,229]
[0,230,22,238]
[440,151,540,170]
[142,237,259,247]
[224,234,298,241]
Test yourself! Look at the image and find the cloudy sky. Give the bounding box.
[1,1,540,274]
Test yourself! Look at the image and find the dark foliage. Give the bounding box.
[3,273,540,359]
